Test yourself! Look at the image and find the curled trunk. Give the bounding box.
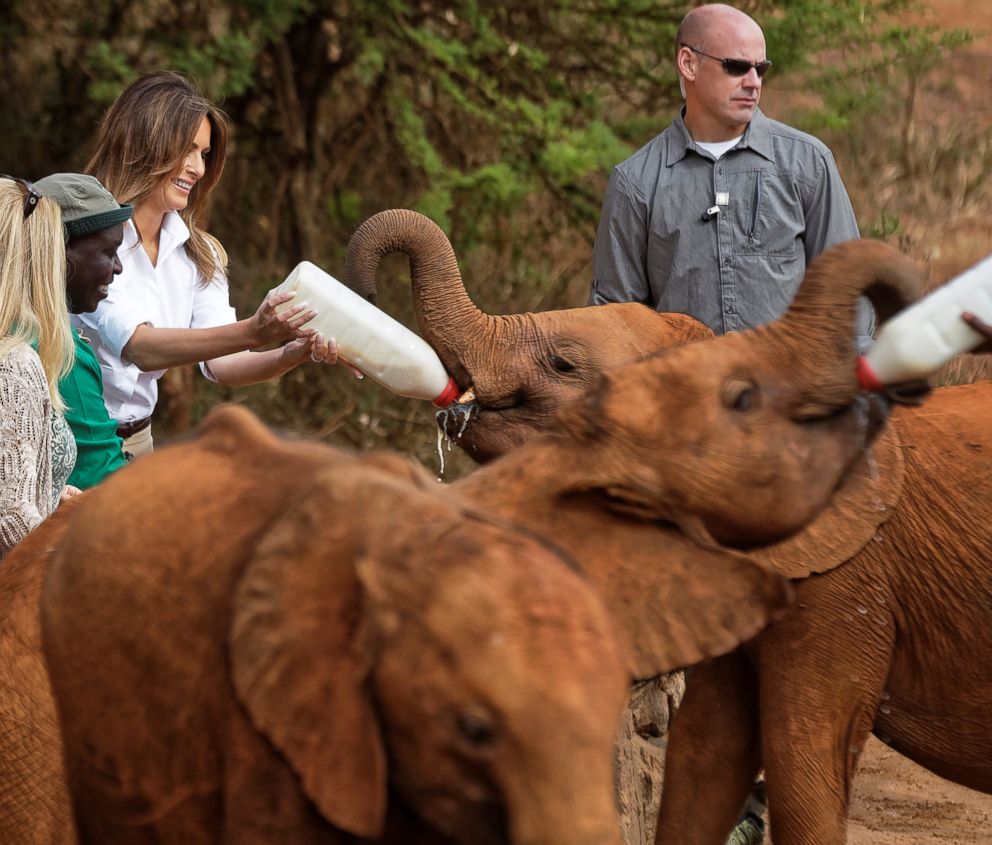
[344,210,494,385]
[766,239,927,416]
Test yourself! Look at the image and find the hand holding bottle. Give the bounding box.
[279,332,338,368]
[248,289,318,348]
[962,312,992,352]
[857,254,992,390]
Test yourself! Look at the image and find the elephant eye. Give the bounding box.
[549,354,576,373]
[723,379,758,412]
[456,709,497,747]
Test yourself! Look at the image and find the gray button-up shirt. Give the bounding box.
[590,108,873,343]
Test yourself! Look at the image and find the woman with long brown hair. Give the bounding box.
[0,176,77,557]
[76,71,338,455]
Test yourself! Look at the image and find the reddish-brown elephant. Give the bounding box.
[345,209,988,455]
[36,233,922,845]
[346,210,992,843]
[0,502,78,843]
[39,409,635,845]
[344,209,712,463]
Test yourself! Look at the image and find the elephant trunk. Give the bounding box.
[504,767,624,845]
[344,209,494,386]
[764,239,926,417]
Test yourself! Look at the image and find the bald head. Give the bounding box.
[674,4,767,141]
[675,4,763,56]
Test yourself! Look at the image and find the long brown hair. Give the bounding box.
[86,71,229,284]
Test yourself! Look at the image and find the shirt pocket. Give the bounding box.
[734,169,801,257]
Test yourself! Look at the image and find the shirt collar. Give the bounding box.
[667,106,775,165]
[122,211,191,261]
[158,211,191,265]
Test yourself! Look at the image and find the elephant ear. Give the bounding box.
[229,472,386,838]
[752,423,905,578]
[575,522,792,679]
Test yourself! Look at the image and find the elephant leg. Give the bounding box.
[756,602,893,845]
[654,650,760,845]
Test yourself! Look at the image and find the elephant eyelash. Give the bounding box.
[722,379,759,412]
[548,354,577,373]
[731,387,755,412]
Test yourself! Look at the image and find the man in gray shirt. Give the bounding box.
[592,6,869,845]
[590,3,873,348]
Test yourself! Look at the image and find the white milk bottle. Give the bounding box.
[272,261,461,407]
[857,254,992,389]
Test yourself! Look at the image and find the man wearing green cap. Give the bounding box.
[36,173,134,489]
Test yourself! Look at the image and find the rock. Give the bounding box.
[614,672,685,845]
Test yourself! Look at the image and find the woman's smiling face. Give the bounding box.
[146,115,212,216]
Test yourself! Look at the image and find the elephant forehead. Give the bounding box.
[420,533,616,646]
[584,361,710,443]
[593,336,763,429]
[416,556,626,708]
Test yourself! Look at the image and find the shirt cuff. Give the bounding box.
[100,306,151,360]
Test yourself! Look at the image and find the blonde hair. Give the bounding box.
[86,71,229,285]
[0,179,74,411]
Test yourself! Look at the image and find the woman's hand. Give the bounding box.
[247,290,318,348]
[279,333,365,378]
[59,485,83,504]
[280,332,338,369]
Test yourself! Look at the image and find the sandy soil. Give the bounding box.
[832,2,992,841]
[847,738,991,844]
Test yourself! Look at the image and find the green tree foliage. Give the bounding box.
[0,0,969,469]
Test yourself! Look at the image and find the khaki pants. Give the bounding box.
[122,424,154,458]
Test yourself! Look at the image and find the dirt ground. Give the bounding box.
[846,738,991,843]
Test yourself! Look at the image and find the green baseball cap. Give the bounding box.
[35,173,133,240]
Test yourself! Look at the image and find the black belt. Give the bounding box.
[116,416,152,439]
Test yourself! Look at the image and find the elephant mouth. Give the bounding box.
[435,401,527,464]
[436,402,480,442]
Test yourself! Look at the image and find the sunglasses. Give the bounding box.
[683,46,772,79]
[0,174,42,220]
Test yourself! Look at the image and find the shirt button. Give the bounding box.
[723,257,732,267]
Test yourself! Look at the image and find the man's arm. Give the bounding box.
[589,168,653,306]
[801,148,860,261]
[802,148,875,348]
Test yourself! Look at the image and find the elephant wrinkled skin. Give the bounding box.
[345,209,711,463]
[654,385,992,844]
[0,502,78,843]
[40,408,629,845]
[38,234,907,841]
[347,210,992,844]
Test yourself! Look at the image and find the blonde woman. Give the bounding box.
[0,176,77,558]
[77,71,339,456]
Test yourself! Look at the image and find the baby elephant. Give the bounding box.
[40,406,628,845]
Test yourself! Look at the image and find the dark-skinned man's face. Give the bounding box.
[65,223,124,314]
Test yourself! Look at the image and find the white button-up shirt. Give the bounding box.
[72,212,237,424]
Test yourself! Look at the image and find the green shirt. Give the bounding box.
[60,329,125,490]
